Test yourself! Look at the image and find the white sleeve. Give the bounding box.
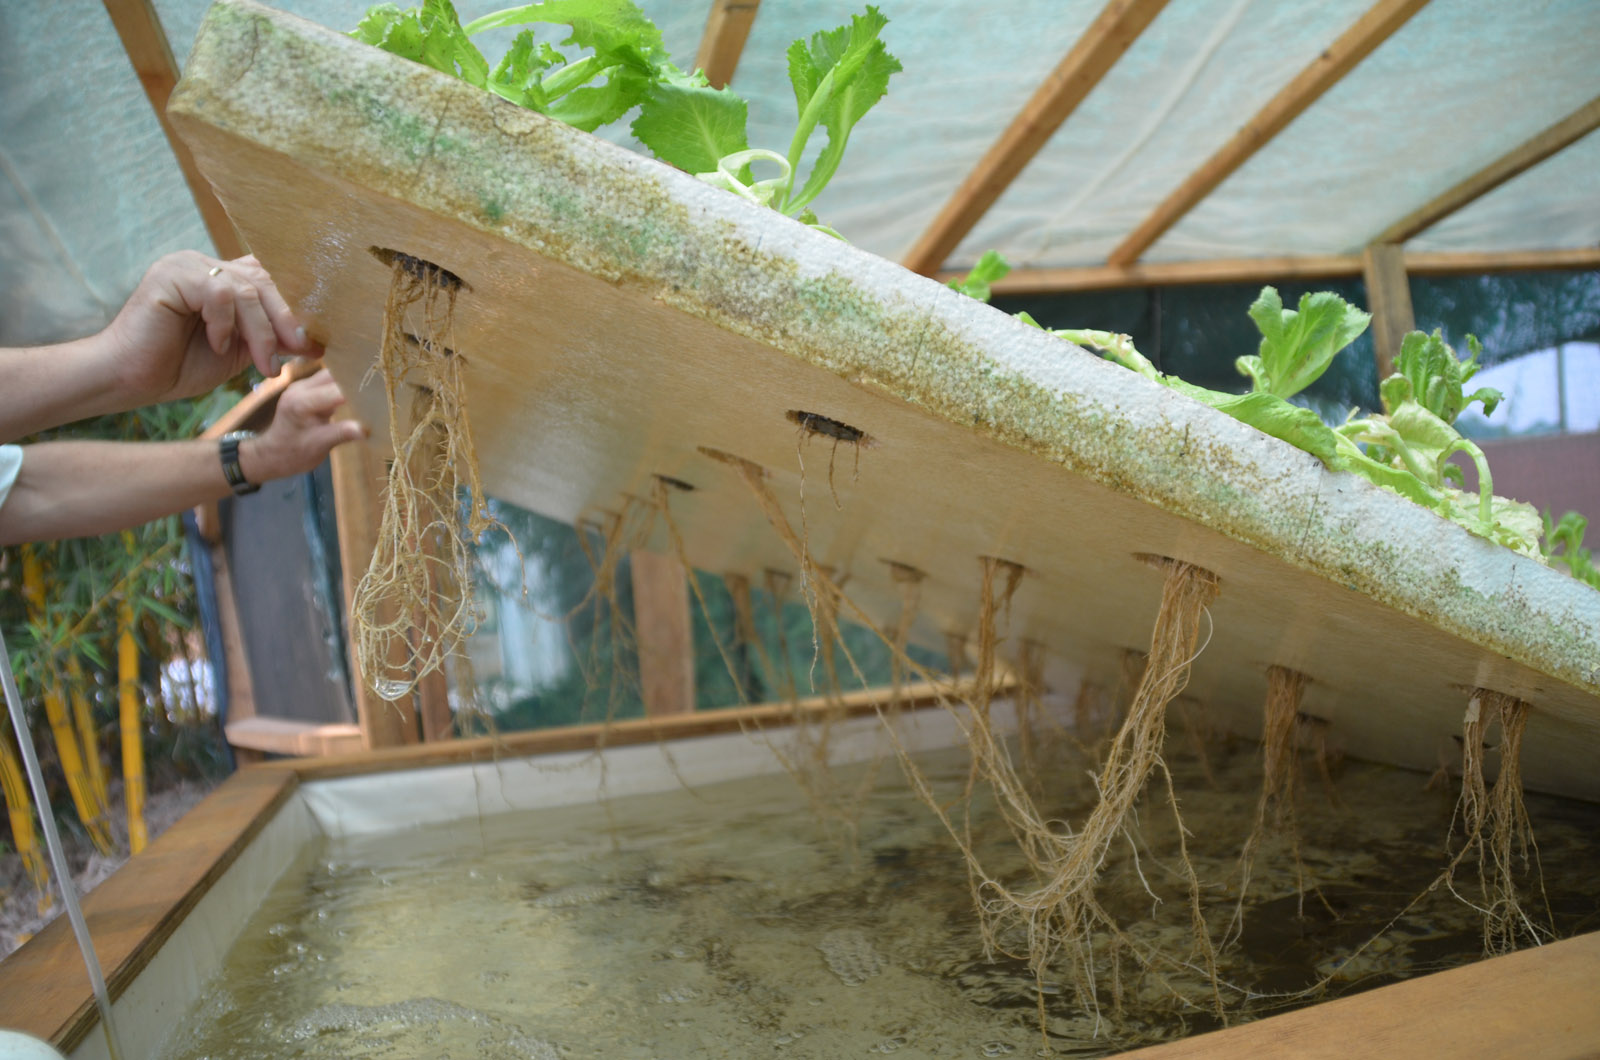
[0,445,21,512]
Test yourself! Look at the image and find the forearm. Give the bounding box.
[0,336,125,442]
[0,438,245,544]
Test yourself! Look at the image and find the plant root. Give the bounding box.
[352,256,500,701]
[1450,688,1549,955]
[1227,665,1308,948]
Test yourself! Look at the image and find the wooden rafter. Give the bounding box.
[102,0,244,259]
[1376,93,1600,245]
[1106,0,1432,267]
[901,0,1172,276]
[695,0,761,89]
[934,246,1600,295]
[1362,242,1415,380]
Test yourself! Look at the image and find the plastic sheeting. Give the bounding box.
[300,700,1024,839]
[3,0,1596,348]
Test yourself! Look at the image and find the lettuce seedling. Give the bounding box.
[1235,287,1372,400]
[353,0,491,88]
[354,2,897,235]
[947,250,1011,302]
[1334,330,1539,557]
[1543,511,1600,588]
[674,7,901,233]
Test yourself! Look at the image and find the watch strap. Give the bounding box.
[219,432,261,496]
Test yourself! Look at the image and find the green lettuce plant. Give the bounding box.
[353,0,899,235]
[943,254,1556,564]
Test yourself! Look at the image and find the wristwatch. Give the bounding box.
[219,431,261,496]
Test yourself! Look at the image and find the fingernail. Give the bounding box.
[294,326,307,349]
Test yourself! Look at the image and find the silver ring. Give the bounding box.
[208,265,224,276]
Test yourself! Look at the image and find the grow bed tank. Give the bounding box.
[7,0,1599,1054]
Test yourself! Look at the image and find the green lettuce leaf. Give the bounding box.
[631,68,750,175]
[779,7,901,215]
[1393,330,1501,424]
[948,250,1011,303]
[352,0,489,88]
[1235,287,1370,399]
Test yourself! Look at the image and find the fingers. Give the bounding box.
[248,371,369,483]
[164,253,320,377]
[278,368,348,422]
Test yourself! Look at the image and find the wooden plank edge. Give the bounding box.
[693,0,760,90]
[902,0,1172,275]
[1377,93,1600,246]
[101,0,246,259]
[935,247,1600,294]
[0,768,299,1051]
[224,717,366,757]
[1106,0,1432,266]
[1117,930,1600,1060]
[266,677,1013,782]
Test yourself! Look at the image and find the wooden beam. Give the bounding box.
[630,550,695,717]
[0,768,297,1052]
[328,437,417,748]
[224,717,365,757]
[1117,931,1600,1060]
[933,246,1600,295]
[1106,0,1432,266]
[269,676,1006,782]
[1377,93,1600,245]
[1362,242,1415,379]
[901,0,1172,276]
[102,0,245,259]
[694,0,760,90]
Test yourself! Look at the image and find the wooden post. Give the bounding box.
[1362,242,1415,381]
[694,0,760,90]
[102,0,245,259]
[329,436,417,748]
[629,551,695,717]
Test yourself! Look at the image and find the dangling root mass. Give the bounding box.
[1450,688,1548,955]
[352,256,501,701]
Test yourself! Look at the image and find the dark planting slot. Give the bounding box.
[787,409,868,444]
[656,474,697,493]
[370,246,467,290]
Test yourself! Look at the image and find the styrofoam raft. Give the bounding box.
[165,0,1600,799]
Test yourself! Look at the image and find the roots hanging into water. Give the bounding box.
[353,256,501,701]
[1450,689,1549,955]
[763,569,800,704]
[703,447,1236,1026]
[697,449,885,843]
[945,631,969,680]
[886,561,925,712]
[1227,665,1308,948]
[970,557,1223,1019]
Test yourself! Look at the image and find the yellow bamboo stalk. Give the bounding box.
[0,723,52,915]
[22,546,115,855]
[118,599,147,855]
[67,657,109,813]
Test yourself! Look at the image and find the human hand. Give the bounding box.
[238,370,368,484]
[102,251,322,408]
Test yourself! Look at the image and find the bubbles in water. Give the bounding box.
[874,1035,909,1052]
[980,1041,1015,1057]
